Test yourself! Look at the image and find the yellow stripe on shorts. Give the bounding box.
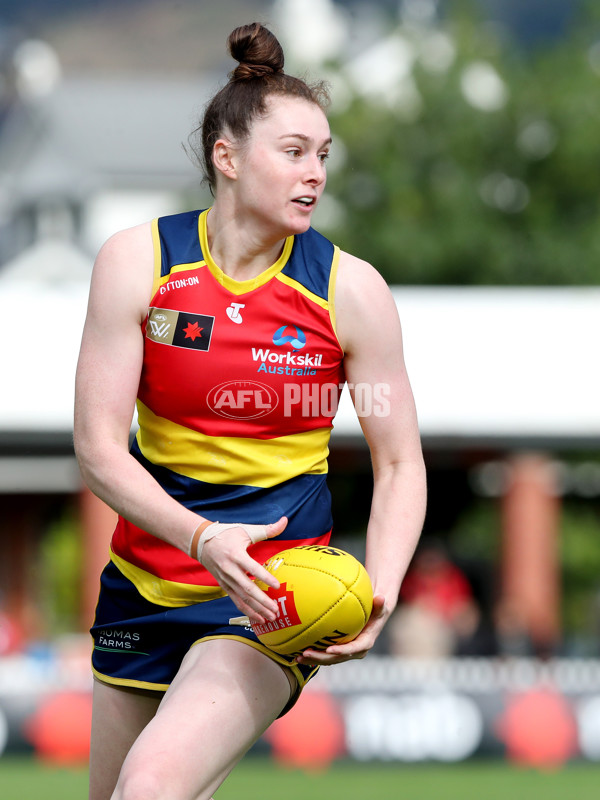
[110,548,227,607]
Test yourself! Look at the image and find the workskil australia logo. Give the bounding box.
[252,325,323,376]
[272,325,306,349]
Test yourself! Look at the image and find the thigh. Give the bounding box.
[91,561,317,698]
[113,639,292,800]
[89,679,162,800]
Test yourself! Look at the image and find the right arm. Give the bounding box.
[74,224,282,620]
[74,224,202,550]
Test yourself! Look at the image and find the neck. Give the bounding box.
[206,203,288,281]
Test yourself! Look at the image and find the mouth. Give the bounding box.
[292,196,317,210]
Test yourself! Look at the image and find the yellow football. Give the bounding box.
[251,545,373,657]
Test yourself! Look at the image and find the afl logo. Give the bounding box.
[273,325,306,349]
[207,380,279,419]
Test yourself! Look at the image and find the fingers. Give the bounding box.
[295,646,368,667]
[229,589,277,624]
[199,517,287,549]
[242,516,287,592]
[251,562,280,591]
[200,539,279,620]
[295,595,390,667]
[196,516,288,621]
[243,517,287,587]
[370,594,387,620]
[264,516,288,538]
[217,564,280,622]
[295,631,371,666]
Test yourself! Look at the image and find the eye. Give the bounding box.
[319,151,330,164]
[286,148,302,158]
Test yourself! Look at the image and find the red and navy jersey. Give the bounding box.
[110,208,346,606]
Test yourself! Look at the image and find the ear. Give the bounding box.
[212,138,238,181]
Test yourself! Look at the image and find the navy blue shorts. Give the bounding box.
[90,561,318,707]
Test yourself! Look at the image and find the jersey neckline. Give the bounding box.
[198,208,295,296]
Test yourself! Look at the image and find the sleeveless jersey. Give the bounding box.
[110,208,346,606]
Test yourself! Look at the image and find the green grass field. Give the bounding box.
[2,756,600,800]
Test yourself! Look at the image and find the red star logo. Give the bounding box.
[183,321,203,341]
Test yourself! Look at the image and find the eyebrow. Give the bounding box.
[278,133,333,147]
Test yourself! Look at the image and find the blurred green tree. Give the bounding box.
[39,505,82,636]
[560,502,600,649]
[320,2,600,285]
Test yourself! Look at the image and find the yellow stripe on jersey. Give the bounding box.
[328,245,342,343]
[110,548,227,606]
[158,261,206,286]
[135,401,331,488]
[150,218,206,298]
[275,271,329,310]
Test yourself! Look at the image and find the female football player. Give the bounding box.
[74,21,426,800]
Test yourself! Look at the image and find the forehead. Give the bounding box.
[252,95,330,140]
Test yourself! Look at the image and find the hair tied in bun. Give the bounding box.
[232,61,283,81]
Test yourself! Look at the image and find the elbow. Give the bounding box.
[74,431,98,490]
[73,421,131,497]
[73,421,113,494]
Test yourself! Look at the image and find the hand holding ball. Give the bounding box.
[251,545,373,656]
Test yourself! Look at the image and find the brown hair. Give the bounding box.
[190,22,330,193]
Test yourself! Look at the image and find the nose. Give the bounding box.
[304,154,326,186]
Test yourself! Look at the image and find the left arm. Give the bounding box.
[297,252,426,665]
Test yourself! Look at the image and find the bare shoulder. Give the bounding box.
[89,221,155,323]
[335,250,400,352]
[95,221,154,266]
[336,250,391,297]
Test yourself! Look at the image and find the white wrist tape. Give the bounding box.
[189,521,270,564]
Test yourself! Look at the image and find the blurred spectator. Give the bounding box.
[387,539,483,657]
[0,606,24,654]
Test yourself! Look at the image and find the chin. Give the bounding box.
[261,209,313,241]
[286,213,313,235]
